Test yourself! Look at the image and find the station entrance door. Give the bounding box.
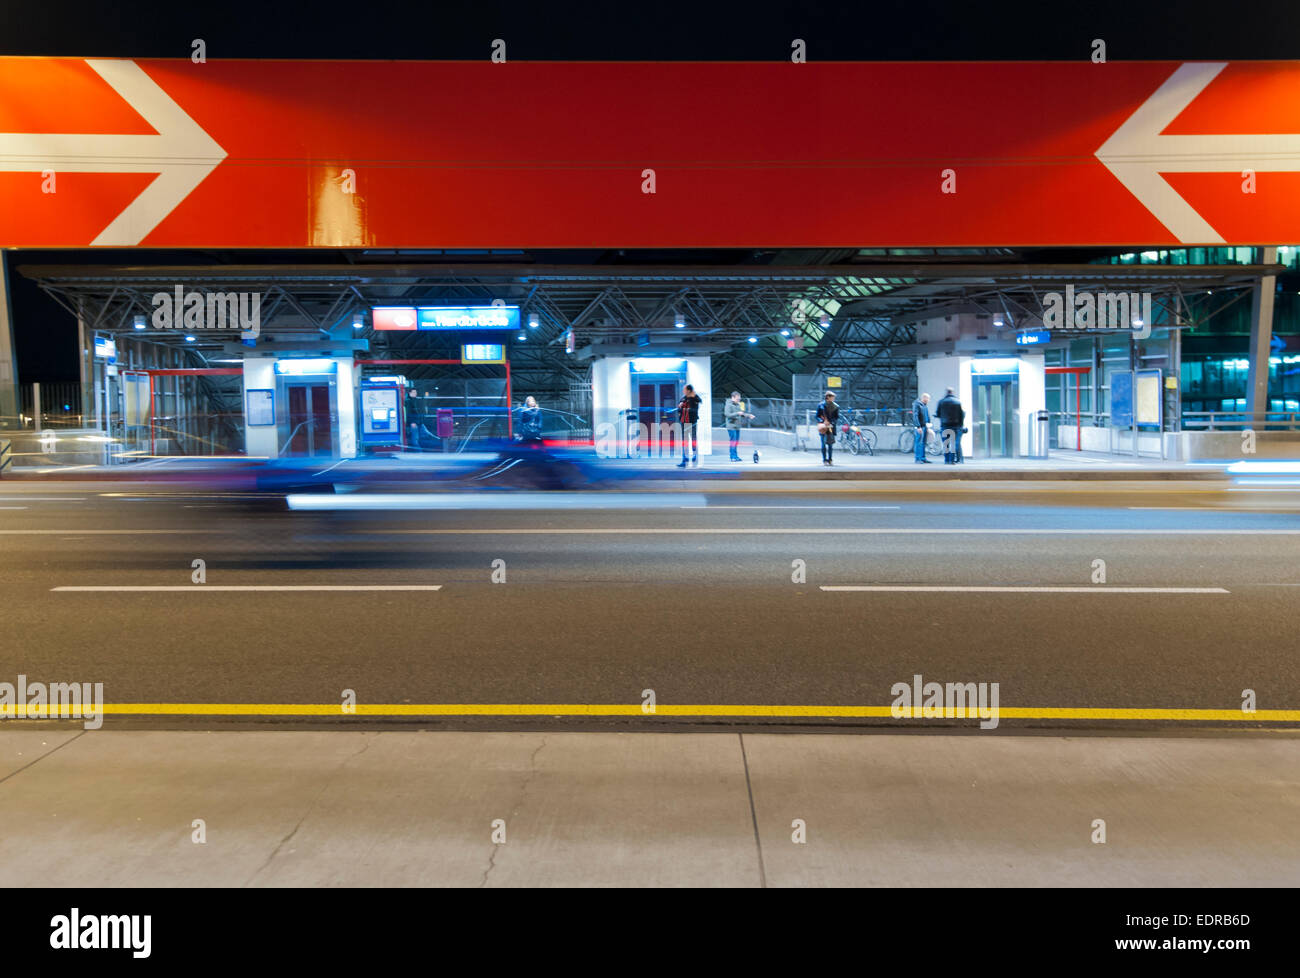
[285,383,334,457]
[636,377,680,456]
[973,374,1018,459]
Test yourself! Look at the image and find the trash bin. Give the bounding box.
[1029,410,1050,458]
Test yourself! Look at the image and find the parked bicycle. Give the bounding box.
[897,425,943,456]
[839,410,876,455]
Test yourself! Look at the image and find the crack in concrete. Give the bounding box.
[738,732,767,888]
[244,734,377,887]
[0,729,86,788]
[480,734,546,888]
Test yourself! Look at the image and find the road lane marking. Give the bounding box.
[0,506,28,509]
[0,497,85,501]
[821,585,1229,593]
[0,529,221,535]
[1127,506,1269,512]
[287,492,709,510]
[378,527,1300,535]
[51,584,443,592]
[679,505,902,510]
[22,703,1300,722]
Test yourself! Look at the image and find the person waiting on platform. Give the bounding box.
[911,391,932,463]
[675,384,703,467]
[517,396,543,444]
[816,391,839,466]
[935,387,965,465]
[724,391,755,462]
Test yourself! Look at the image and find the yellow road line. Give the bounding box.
[5,704,1299,721]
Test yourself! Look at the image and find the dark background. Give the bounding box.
[4,0,1296,381]
[4,0,1297,61]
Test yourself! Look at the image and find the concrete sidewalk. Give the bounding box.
[1,730,1296,887]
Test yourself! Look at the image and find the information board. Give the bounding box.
[1135,369,1162,427]
[246,389,274,427]
[1110,371,1134,429]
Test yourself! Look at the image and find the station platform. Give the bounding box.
[0,448,1234,484]
[1,730,1296,887]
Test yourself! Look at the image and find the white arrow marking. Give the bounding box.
[1096,61,1300,243]
[0,59,226,245]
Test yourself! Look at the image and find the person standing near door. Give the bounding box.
[912,391,932,463]
[816,391,839,466]
[935,387,964,465]
[724,391,754,462]
[675,383,702,467]
[517,395,543,444]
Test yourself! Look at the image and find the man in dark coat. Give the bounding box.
[935,387,965,465]
[675,384,703,467]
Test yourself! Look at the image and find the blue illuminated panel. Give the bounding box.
[461,343,506,363]
[418,306,519,331]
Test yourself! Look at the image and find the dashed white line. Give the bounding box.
[820,585,1229,593]
[51,584,444,592]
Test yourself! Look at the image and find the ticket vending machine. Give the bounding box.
[359,376,408,450]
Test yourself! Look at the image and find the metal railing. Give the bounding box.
[712,397,796,432]
[1182,410,1300,431]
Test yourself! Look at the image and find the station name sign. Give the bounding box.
[1015,330,1051,346]
[372,306,520,331]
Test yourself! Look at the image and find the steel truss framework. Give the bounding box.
[21,261,1279,409]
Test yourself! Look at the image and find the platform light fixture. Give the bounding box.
[971,357,1021,374]
[133,315,146,330]
[274,358,337,375]
[631,357,683,371]
[528,313,539,329]
[352,311,365,329]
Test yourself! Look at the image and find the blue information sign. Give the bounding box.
[1111,371,1134,428]
[416,306,519,331]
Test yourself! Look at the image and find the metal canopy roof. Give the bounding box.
[19,260,1281,402]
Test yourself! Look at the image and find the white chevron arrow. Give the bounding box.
[1096,61,1300,243]
[0,58,226,245]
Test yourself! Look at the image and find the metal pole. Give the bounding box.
[1246,246,1279,427]
[1075,375,1081,451]
[1172,325,1182,434]
[505,359,513,439]
[32,381,41,432]
[0,250,19,430]
[76,298,90,427]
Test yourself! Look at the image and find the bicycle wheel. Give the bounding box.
[846,431,861,455]
[926,429,943,456]
[898,429,913,453]
[863,429,876,456]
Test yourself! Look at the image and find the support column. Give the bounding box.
[1246,246,1279,424]
[76,297,91,426]
[0,251,19,429]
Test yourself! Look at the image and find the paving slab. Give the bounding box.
[745,734,1300,887]
[1,730,1296,887]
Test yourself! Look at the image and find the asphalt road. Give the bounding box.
[2,480,1299,729]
